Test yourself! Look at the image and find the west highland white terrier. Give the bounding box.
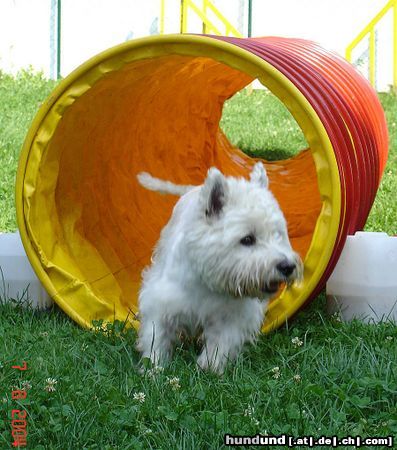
[136,163,302,374]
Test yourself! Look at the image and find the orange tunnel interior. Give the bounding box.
[29,54,321,324]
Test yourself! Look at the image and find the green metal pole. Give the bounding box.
[248,0,252,37]
[57,0,61,79]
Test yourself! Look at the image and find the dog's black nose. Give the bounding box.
[276,260,295,277]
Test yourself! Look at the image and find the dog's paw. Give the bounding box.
[137,357,167,376]
[197,353,225,375]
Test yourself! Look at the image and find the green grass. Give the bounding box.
[1,298,397,449]
[221,89,308,160]
[1,72,397,449]
[0,70,57,232]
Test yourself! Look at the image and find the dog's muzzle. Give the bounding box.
[263,280,281,294]
[263,258,301,295]
[276,260,296,277]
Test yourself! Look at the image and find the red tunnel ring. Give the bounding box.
[213,36,388,304]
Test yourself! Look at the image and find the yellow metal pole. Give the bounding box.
[369,29,376,87]
[160,0,165,34]
[346,0,395,72]
[180,0,186,33]
[345,46,352,62]
[202,0,207,34]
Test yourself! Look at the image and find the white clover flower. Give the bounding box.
[386,336,393,341]
[167,376,181,390]
[271,366,281,379]
[293,374,302,383]
[244,406,260,426]
[244,405,254,417]
[21,381,32,391]
[133,392,146,403]
[44,378,58,392]
[291,336,303,347]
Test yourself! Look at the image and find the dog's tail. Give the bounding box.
[137,172,196,196]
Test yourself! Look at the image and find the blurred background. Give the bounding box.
[0,0,396,91]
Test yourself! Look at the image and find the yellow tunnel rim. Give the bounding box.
[16,34,341,332]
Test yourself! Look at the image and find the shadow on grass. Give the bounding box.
[241,147,297,161]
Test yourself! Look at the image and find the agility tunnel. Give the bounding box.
[16,35,388,332]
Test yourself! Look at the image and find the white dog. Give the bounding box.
[136,163,302,374]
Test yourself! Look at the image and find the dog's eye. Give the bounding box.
[240,234,256,246]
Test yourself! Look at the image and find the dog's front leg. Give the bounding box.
[137,316,176,367]
[197,326,246,375]
[197,300,265,374]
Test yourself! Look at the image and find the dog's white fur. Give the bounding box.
[136,163,302,374]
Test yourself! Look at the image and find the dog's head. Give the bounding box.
[185,162,303,300]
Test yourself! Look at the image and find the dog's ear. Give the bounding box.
[201,168,228,218]
[250,162,268,188]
